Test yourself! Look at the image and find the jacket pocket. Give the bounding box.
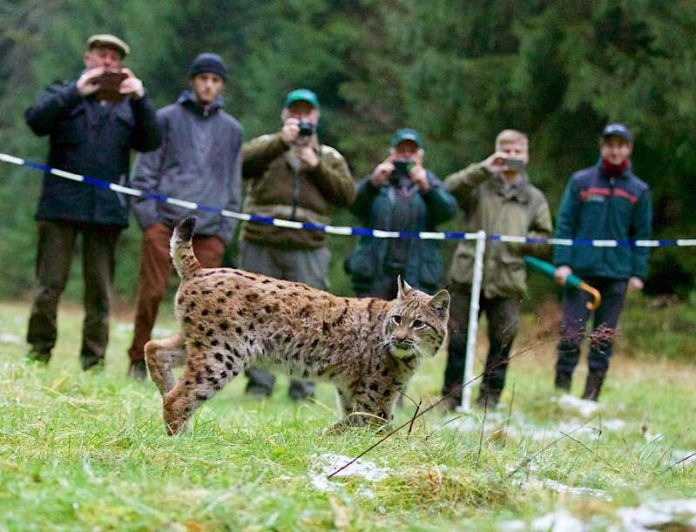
[497,253,526,295]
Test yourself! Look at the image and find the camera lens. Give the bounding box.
[298,120,314,137]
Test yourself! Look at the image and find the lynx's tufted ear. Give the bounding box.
[429,289,450,314]
[396,275,414,299]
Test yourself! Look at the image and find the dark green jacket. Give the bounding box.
[241,133,354,249]
[446,162,553,299]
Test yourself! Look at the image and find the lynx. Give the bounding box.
[146,218,450,435]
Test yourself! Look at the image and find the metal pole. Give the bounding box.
[458,230,486,412]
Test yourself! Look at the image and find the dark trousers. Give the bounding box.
[27,221,122,368]
[442,283,521,402]
[128,223,224,362]
[556,277,628,376]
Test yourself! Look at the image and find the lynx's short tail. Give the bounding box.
[171,217,201,280]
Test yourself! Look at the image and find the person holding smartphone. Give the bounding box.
[441,130,553,410]
[24,34,160,370]
[346,128,456,299]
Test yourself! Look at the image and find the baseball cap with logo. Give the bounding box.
[87,34,130,58]
[602,123,632,142]
[390,128,424,149]
[284,88,319,109]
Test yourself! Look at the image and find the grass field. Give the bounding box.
[1,297,695,531]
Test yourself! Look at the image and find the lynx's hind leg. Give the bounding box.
[145,333,186,397]
[162,344,247,435]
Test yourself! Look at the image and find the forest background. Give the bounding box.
[1,0,694,301]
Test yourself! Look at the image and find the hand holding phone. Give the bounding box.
[95,70,128,102]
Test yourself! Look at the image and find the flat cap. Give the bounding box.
[87,34,130,57]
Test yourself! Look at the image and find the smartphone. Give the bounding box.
[502,157,525,170]
[95,71,128,102]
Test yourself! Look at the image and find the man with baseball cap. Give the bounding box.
[347,128,456,299]
[239,88,355,400]
[127,52,243,379]
[24,33,160,371]
[552,123,652,401]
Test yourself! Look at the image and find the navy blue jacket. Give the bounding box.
[553,161,652,280]
[347,171,457,294]
[25,80,161,227]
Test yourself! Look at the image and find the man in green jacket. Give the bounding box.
[239,88,355,399]
[441,129,552,410]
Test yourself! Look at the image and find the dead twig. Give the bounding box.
[559,430,622,474]
[408,399,422,436]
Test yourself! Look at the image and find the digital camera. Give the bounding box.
[390,159,413,185]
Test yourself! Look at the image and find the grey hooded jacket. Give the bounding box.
[132,91,243,243]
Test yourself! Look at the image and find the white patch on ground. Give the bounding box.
[153,326,173,337]
[113,323,172,337]
[499,509,587,532]
[531,510,587,531]
[513,476,611,502]
[542,479,612,501]
[309,453,389,493]
[662,449,696,468]
[444,410,625,443]
[554,394,604,417]
[0,333,24,345]
[643,430,663,442]
[617,499,696,531]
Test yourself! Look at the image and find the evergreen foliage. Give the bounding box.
[1,0,694,299]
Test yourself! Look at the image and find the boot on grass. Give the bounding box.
[581,370,606,401]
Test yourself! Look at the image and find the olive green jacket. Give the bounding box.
[445,162,553,298]
[240,133,355,249]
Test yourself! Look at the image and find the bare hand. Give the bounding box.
[410,164,430,192]
[554,265,573,285]
[119,68,145,99]
[627,276,644,291]
[483,151,509,174]
[296,145,319,168]
[76,67,106,96]
[281,118,300,144]
[370,157,394,186]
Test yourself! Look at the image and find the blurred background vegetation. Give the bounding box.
[1,0,694,307]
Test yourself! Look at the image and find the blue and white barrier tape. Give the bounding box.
[2,152,695,247]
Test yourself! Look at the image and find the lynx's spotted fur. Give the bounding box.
[146,218,450,435]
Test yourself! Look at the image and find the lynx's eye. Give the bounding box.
[391,315,402,325]
[412,319,425,329]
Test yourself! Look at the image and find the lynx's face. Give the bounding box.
[384,278,450,360]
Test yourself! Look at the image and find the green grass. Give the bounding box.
[1,298,695,531]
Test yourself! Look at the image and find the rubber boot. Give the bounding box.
[581,370,606,401]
